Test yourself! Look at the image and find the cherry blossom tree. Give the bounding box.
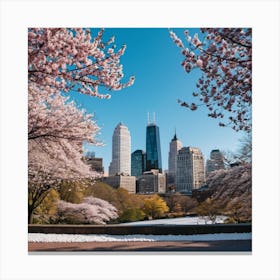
[170,28,252,132]
[221,132,252,168]
[206,163,252,222]
[28,28,135,98]
[28,84,100,180]
[57,196,118,224]
[28,28,134,223]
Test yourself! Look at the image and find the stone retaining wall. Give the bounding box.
[28,223,252,235]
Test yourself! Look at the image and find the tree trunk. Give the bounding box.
[28,205,35,224]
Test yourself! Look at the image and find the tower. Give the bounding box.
[109,122,131,176]
[167,132,183,186]
[145,113,162,172]
[176,147,206,193]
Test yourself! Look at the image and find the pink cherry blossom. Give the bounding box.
[57,196,118,224]
[196,59,203,68]
[28,28,135,223]
[169,28,252,132]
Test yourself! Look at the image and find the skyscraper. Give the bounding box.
[146,116,162,173]
[176,147,206,193]
[109,122,131,176]
[131,150,146,177]
[167,132,183,186]
[206,149,225,174]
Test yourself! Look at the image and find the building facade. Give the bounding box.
[131,150,146,177]
[176,147,206,193]
[206,149,225,174]
[167,133,183,186]
[83,156,104,174]
[103,175,136,194]
[137,169,166,194]
[146,123,162,172]
[109,122,131,176]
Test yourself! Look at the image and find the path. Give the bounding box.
[29,240,251,252]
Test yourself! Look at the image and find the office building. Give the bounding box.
[109,122,131,176]
[83,155,104,174]
[206,149,225,174]
[103,175,136,194]
[137,169,166,194]
[176,147,206,193]
[146,115,162,172]
[167,133,183,186]
[131,150,146,177]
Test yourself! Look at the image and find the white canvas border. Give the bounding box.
[0,0,279,279]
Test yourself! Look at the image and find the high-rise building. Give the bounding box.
[137,169,166,194]
[206,149,225,174]
[167,133,183,186]
[131,150,146,177]
[176,147,206,193]
[109,122,131,176]
[146,116,162,172]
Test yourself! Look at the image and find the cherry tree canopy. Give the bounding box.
[28,28,134,222]
[28,28,135,98]
[206,163,252,221]
[28,84,100,182]
[28,28,134,181]
[170,28,252,132]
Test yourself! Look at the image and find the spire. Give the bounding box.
[172,128,178,141]
[172,134,177,141]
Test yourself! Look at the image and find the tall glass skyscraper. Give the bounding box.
[109,122,131,176]
[131,150,146,177]
[146,122,162,172]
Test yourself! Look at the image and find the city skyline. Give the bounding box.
[83,114,243,174]
[69,28,246,173]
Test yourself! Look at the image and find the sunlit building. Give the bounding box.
[176,147,206,193]
[109,122,131,176]
[167,133,182,186]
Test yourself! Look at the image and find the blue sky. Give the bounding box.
[70,28,245,173]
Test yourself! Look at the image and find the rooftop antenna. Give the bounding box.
[153,112,156,124]
[147,112,150,125]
